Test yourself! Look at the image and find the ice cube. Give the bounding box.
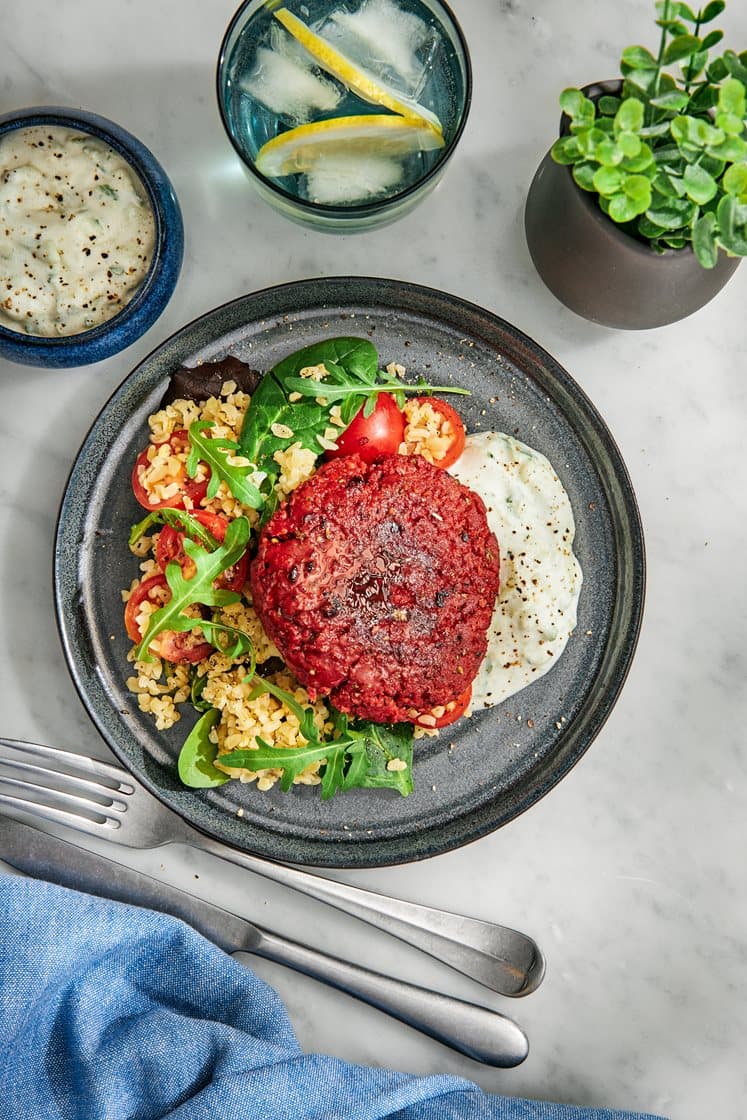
[303,151,405,205]
[240,28,342,124]
[322,0,436,95]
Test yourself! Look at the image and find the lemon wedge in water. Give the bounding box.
[255,113,444,178]
[274,7,443,135]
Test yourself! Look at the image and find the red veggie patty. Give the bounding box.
[250,453,500,724]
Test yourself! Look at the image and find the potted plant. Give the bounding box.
[524,0,747,329]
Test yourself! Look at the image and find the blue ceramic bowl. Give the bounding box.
[0,106,183,368]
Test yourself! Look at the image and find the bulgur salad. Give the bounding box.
[122,336,581,799]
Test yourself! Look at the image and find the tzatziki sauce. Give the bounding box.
[0,125,156,337]
[450,430,583,709]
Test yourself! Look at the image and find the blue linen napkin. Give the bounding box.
[0,871,665,1120]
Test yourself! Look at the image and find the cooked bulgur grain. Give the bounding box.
[401,398,457,465]
[125,388,334,790]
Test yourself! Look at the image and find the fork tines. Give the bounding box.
[0,738,131,833]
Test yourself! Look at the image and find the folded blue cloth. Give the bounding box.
[0,872,665,1120]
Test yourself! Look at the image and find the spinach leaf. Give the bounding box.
[272,336,379,386]
[187,420,264,509]
[177,708,229,788]
[134,516,251,662]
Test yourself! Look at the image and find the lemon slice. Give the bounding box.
[274,7,443,135]
[255,113,444,178]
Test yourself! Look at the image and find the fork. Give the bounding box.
[0,737,544,996]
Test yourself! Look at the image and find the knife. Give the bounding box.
[0,815,528,1067]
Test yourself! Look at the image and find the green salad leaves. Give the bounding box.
[238,336,468,506]
[238,338,378,474]
[187,420,264,509]
[177,672,414,799]
[134,516,253,662]
[177,709,229,788]
[129,507,220,551]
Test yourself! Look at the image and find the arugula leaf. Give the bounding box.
[217,720,414,799]
[215,672,414,799]
[129,510,161,548]
[177,709,229,788]
[342,722,414,796]
[187,420,264,509]
[193,618,255,660]
[134,517,251,661]
[190,672,212,712]
[129,507,220,550]
[282,377,471,404]
[129,510,254,657]
[247,673,318,738]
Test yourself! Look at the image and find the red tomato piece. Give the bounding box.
[155,511,248,593]
[413,685,472,730]
[131,429,209,511]
[325,393,405,464]
[153,629,214,664]
[124,574,168,643]
[123,573,213,663]
[404,397,466,470]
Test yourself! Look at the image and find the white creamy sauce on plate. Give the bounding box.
[450,430,583,709]
[0,125,156,337]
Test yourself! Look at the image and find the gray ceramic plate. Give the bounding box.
[54,277,645,868]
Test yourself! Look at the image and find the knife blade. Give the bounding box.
[0,815,528,1067]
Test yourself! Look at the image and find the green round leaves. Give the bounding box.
[550,0,747,268]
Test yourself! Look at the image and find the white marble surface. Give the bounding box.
[2,2,746,1117]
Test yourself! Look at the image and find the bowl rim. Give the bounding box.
[215,0,473,219]
[0,105,183,360]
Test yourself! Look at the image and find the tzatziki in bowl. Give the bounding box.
[0,106,183,368]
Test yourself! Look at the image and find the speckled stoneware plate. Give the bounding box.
[54,277,645,868]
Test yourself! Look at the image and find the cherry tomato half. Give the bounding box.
[413,685,472,730]
[155,511,249,594]
[325,393,405,464]
[131,429,209,511]
[403,397,466,470]
[123,573,213,663]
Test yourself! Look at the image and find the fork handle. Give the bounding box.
[190,836,544,997]
[242,927,528,1067]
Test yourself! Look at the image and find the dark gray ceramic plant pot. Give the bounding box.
[524,81,741,330]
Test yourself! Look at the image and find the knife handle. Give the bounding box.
[193,835,544,997]
[244,926,528,1068]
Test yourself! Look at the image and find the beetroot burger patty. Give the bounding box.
[250,453,500,724]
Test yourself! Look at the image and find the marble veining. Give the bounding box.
[1,2,746,1118]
